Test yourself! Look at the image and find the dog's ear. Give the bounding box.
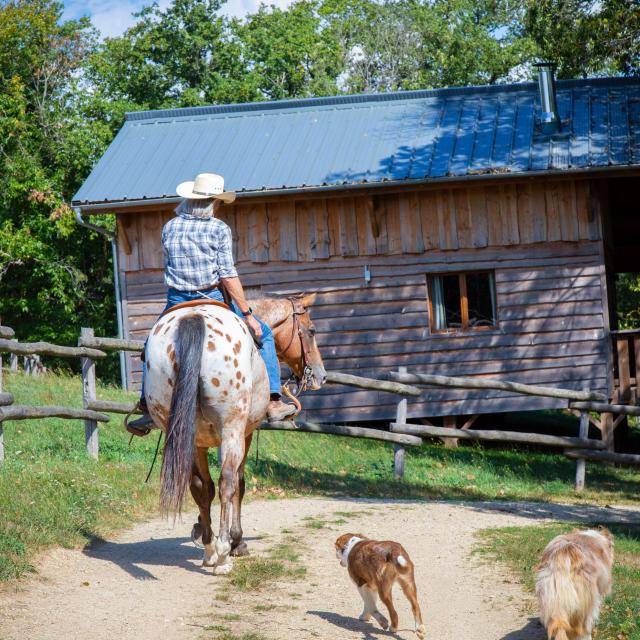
[598,527,614,545]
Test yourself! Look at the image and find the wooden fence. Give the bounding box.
[0,324,639,492]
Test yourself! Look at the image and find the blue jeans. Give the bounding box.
[140,286,281,400]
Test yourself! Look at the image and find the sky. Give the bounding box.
[61,0,293,38]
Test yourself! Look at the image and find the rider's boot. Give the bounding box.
[267,398,297,422]
[125,400,155,437]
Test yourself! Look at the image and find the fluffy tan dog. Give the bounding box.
[535,528,614,640]
[335,533,425,639]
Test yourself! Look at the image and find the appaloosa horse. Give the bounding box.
[144,293,325,573]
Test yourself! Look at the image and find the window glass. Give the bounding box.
[466,273,496,327]
[429,271,497,333]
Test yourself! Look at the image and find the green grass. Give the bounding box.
[477,523,640,639]
[2,370,640,583]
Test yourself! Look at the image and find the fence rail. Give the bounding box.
[0,324,638,490]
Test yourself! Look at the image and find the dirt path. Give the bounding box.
[2,499,639,640]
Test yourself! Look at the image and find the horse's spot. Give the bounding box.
[215,318,224,325]
[224,355,230,362]
[163,325,171,335]
[214,329,224,336]
[236,371,242,380]
[169,350,176,362]
[241,325,247,335]
[207,323,214,330]
[233,340,242,355]
[229,379,233,386]
[233,358,238,368]
[207,341,216,351]
[146,360,151,370]
[225,334,232,342]
[166,316,175,323]
[167,378,173,387]
[173,362,178,373]
[242,376,246,383]
[223,390,228,396]
[166,345,171,354]
[153,323,164,335]
[211,377,220,387]
[235,382,240,389]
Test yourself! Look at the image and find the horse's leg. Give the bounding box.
[189,447,216,566]
[214,432,245,574]
[230,432,253,557]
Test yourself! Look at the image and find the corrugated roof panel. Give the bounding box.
[610,92,630,165]
[449,99,479,176]
[511,95,535,171]
[630,93,640,165]
[407,100,443,179]
[471,98,499,170]
[570,89,590,167]
[72,77,640,206]
[430,99,462,177]
[589,92,610,166]
[492,98,517,167]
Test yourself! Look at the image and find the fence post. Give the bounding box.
[575,410,589,491]
[81,327,99,460]
[0,350,4,463]
[393,366,407,480]
[9,340,17,371]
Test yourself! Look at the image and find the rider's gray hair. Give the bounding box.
[175,198,216,219]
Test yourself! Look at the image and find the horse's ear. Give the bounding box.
[301,292,317,307]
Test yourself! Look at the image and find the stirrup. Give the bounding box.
[125,403,153,437]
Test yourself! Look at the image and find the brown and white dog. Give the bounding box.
[335,533,425,639]
[535,528,614,640]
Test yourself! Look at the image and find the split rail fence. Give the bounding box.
[0,324,639,492]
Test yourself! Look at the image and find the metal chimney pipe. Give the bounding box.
[535,62,560,133]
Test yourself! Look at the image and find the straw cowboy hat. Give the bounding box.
[176,173,236,203]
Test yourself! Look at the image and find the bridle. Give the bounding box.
[277,297,315,395]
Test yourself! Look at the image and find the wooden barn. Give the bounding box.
[72,75,640,425]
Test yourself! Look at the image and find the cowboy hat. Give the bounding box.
[175,173,236,203]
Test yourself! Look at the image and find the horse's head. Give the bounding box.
[274,293,326,391]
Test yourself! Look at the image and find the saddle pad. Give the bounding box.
[161,299,231,317]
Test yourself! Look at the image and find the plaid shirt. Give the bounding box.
[162,214,238,291]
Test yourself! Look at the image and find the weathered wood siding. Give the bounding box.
[115,178,609,421]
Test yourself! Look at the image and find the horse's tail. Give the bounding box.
[160,314,205,515]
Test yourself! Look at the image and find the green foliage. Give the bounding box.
[0,0,638,371]
[616,273,640,330]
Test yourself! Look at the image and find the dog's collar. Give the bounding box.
[340,536,363,567]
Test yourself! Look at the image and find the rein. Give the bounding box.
[279,297,314,396]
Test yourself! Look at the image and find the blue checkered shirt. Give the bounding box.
[162,214,238,291]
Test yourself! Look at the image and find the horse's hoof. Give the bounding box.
[213,561,233,575]
[215,538,232,558]
[203,553,217,567]
[191,522,204,549]
[230,542,249,557]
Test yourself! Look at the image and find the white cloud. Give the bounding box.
[62,0,294,37]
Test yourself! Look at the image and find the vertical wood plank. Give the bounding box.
[399,192,425,254]
[468,188,488,248]
[268,201,296,261]
[326,198,342,256]
[340,198,359,256]
[558,181,580,241]
[586,181,602,241]
[385,194,403,255]
[500,184,520,245]
[453,190,472,248]
[516,182,535,244]
[575,180,592,241]
[295,200,314,262]
[393,366,407,480]
[443,415,459,448]
[311,200,330,259]
[486,186,502,246]
[575,410,588,491]
[81,327,99,460]
[601,413,615,452]
[267,202,281,261]
[617,338,631,403]
[545,181,562,241]
[372,195,389,255]
[248,202,269,263]
[140,211,164,269]
[437,190,458,250]
[233,205,250,263]
[120,216,140,271]
[530,182,548,243]
[419,191,439,250]
[355,196,377,256]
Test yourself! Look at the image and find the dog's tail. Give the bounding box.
[387,549,410,571]
[536,546,596,640]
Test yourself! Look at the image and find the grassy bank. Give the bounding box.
[1,370,640,582]
[477,523,640,639]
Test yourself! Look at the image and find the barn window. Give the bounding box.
[428,272,497,332]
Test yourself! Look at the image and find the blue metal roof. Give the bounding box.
[73,77,640,207]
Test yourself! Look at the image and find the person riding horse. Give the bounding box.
[127,172,297,435]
